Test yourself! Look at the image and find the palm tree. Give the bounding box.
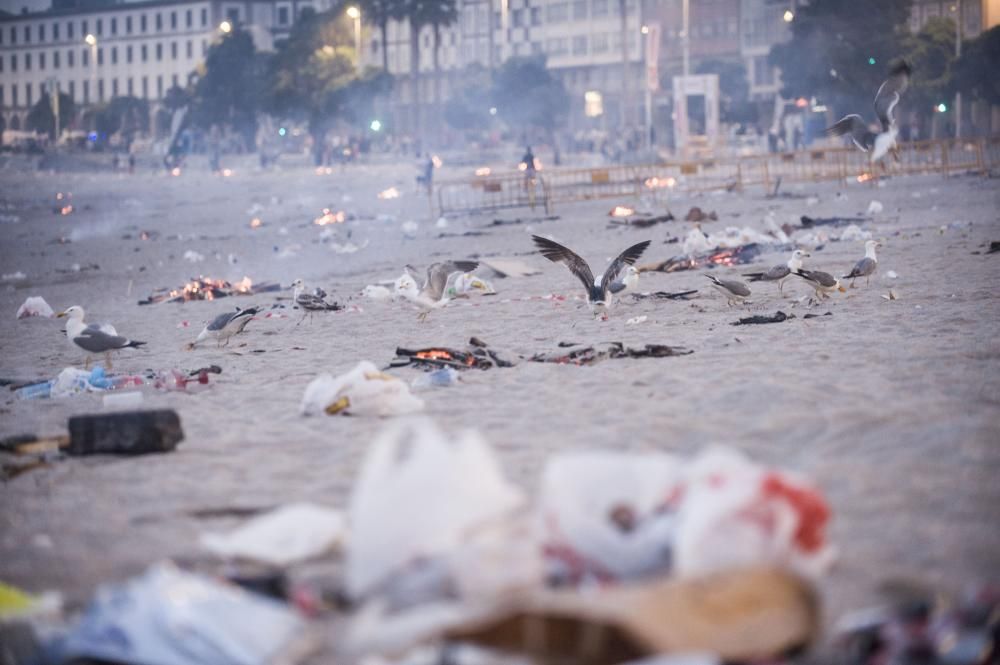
[425,0,458,108]
[618,0,632,129]
[401,0,457,139]
[359,0,405,71]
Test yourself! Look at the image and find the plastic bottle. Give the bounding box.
[16,381,53,400]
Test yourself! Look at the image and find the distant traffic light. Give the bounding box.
[936,103,948,113]
[868,57,876,65]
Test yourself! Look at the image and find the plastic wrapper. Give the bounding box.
[16,296,55,319]
[300,362,424,417]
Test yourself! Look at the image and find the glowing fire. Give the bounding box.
[60,205,74,215]
[140,231,150,240]
[644,176,676,189]
[475,167,491,176]
[856,173,874,183]
[708,249,740,267]
[234,276,253,293]
[415,350,454,360]
[378,187,401,200]
[166,277,238,302]
[518,159,543,172]
[221,169,233,177]
[431,155,443,168]
[250,217,263,228]
[171,167,182,177]
[315,167,334,175]
[609,205,636,217]
[314,208,346,225]
[56,192,70,200]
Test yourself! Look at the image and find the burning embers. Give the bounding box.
[391,338,514,371]
[640,243,764,274]
[54,192,74,216]
[609,205,636,218]
[138,276,281,305]
[314,208,346,225]
[643,176,677,189]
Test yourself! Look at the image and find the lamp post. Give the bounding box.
[642,25,651,150]
[84,33,97,105]
[953,0,962,138]
[347,6,361,73]
[681,0,689,77]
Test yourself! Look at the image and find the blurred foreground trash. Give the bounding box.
[16,296,55,319]
[200,503,346,567]
[46,562,307,665]
[412,367,462,390]
[300,361,424,416]
[2,410,183,456]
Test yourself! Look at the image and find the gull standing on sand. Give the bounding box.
[743,249,810,295]
[826,61,911,164]
[704,275,752,307]
[843,240,881,288]
[400,260,479,321]
[58,306,146,369]
[291,279,339,325]
[531,235,651,318]
[794,269,845,301]
[608,266,641,299]
[188,306,260,349]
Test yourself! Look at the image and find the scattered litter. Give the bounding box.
[732,311,794,326]
[626,315,648,325]
[886,270,898,279]
[2,271,27,282]
[139,276,278,304]
[609,205,637,217]
[330,239,368,254]
[881,290,899,301]
[800,215,869,228]
[412,367,462,390]
[631,290,699,301]
[50,563,304,665]
[478,258,542,278]
[641,244,764,273]
[805,196,819,206]
[449,273,495,296]
[401,220,419,238]
[609,212,675,228]
[4,410,183,457]
[16,296,54,319]
[314,208,346,225]
[986,241,999,254]
[390,339,515,371]
[362,285,394,301]
[684,207,718,222]
[435,217,449,229]
[300,361,425,416]
[531,341,692,365]
[0,581,61,621]
[379,187,401,200]
[200,502,346,566]
[838,224,872,241]
[183,250,205,263]
[866,200,884,215]
[802,312,834,319]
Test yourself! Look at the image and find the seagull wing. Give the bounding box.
[532,235,595,293]
[826,115,876,151]
[796,269,838,288]
[600,240,652,295]
[206,311,238,332]
[423,260,479,301]
[74,328,143,353]
[706,274,751,297]
[874,61,911,132]
[844,257,877,278]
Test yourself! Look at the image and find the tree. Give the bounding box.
[696,59,756,124]
[26,91,76,139]
[325,70,394,131]
[769,0,913,114]
[190,28,267,147]
[163,84,192,112]
[953,25,1000,106]
[95,96,150,146]
[491,57,569,159]
[424,0,458,108]
[443,65,492,131]
[358,0,405,71]
[899,18,955,120]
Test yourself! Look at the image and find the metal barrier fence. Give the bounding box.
[434,137,998,216]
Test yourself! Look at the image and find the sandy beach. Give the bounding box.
[1,154,998,653]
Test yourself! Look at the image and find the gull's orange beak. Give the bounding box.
[56,311,68,318]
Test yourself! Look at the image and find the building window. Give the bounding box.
[27,82,33,106]
[83,80,88,103]
[227,9,239,23]
[156,43,163,60]
[573,0,588,20]
[111,18,117,35]
[142,75,148,98]
[126,15,132,33]
[753,55,774,86]
[25,52,31,70]
[112,78,118,97]
[54,51,60,68]
[39,24,46,41]
[186,40,192,58]
[127,45,133,62]
[12,85,18,107]
[98,79,104,101]
[546,3,568,22]
[68,49,74,67]
[572,34,587,55]
[156,13,163,31]
[53,23,59,40]
[157,75,163,98]
[201,8,208,26]
[24,25,31,42]
[82,49,88,66]
[111,46,117,64]
[278,6,290,25]
[141,14,147,32]
[97,48,103,65]
[591,32,608,52]
[171,74,178,87]
[592,0,608,16]
[10,26,15,44]
[0,85,4,106]
[82,20,87,36]
[531,6,542,24]
[69,80,75,100]
[0,56,3,72]
[127,77,133,95]
[68,21,74,39]
[545,37,568,54]
[186,9,192,27]
[201,39,207,54]
[40,52,46,69]
[171,12,177,29]
[141,44,148,61]
[10,54,16,71]
[171,42,177,59]
[96,19,102,36]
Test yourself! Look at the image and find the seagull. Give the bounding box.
[743,249,810,295]
[608,265,640,299]
[57,306,145,369]
[188,306,260,349]
[291,279,339,325]
[704,274,752,306]
[794,269,845,301]
[531,235,650,318]
[826,60,911,164]
[400,260,479,321]
[843,240,881,288]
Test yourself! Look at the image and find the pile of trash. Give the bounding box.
[300,361,425,417]
[531,341,693,365]
[13,366,220,400]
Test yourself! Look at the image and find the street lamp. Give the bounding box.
[219,20,232,33]
[783,9,794,22]
[84,34,97,105]
[346,6,361,73]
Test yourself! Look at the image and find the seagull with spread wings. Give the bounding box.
[531,235,651,318]
[826,60,911,164]
[399,260,480,321]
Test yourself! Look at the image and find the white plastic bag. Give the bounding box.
[300,361,424,417]
[16,296,55,319]
[200,503,346,566]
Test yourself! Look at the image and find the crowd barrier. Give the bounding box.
[434,137,998,216]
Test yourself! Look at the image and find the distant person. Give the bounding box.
[208,126,222,173]
[521,146,536,177]
[416,153,434,193]
[128,152,136,175]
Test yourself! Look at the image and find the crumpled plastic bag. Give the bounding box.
[345,419,527,602]
[867,200,884,215]
[448,273,496,296]
[539,451,684,584]
[300,361,424,417]
[673,447,834,580]
[50,368,100,398]
[838,224,872,241]
[361,285,393,302]
[48,562,304,665]
[16,296,54,319]
[200,503,346,566]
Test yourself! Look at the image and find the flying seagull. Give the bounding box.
[58,305,145,369]
[608,266,641,299]
[704,274,752,306]
[743,249,810,295]
[291,279,340,325]
[400,260,480,321]
[531,235,651,317]
[794,269,845,301]
[188,306,260,349]
[826,60,911,163]
[843,240,881,288]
